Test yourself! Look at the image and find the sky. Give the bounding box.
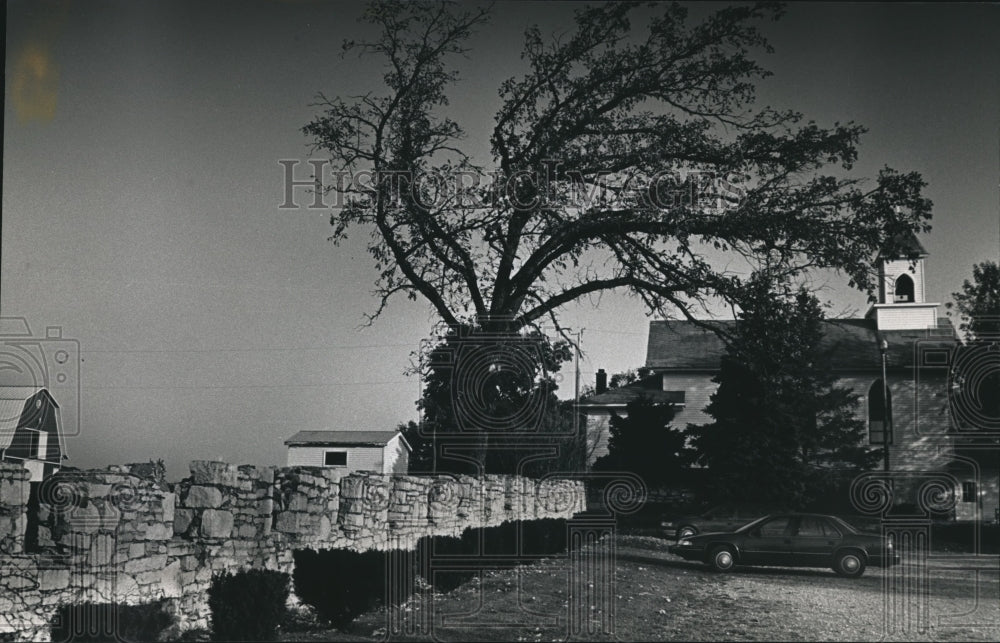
[2,1,998,480]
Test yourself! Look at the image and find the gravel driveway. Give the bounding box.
[611,536,1000,641]
[284,534,1000,641]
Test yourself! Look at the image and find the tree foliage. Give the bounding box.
[947,260,1000,341]
[946,260,1000,430]
[402,324,583,475]
[593,397,690,485]
[305,0,930,335]
[686,275,878,507]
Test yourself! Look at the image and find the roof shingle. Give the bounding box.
[645,318,957,372]
[580,373,685,406]
[0,387,49,451]
[284,430,404,447]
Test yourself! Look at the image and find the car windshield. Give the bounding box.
[733,515,774,533]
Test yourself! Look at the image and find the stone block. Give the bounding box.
[340,511,364,530]
[257,498,274,516]
[199,509,234,539]
[190,461,240,487]
[317,515,332,540]
[144,522,173,541]
[184,485,223,508]
[124,554,167,574]
[274,512,308,534]
[156,560,183,598]
[174,508,194,535]
[340,475,365,499]
[90,533,116,566]
[0,478,27,506]
[38,567,70,591]
[129,542,146,559]
[66,504,102,533]
[162,492,175,523]
[86,483,112,498]
[99,504,121,531]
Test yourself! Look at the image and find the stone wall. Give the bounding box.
[0,463,30,555]
[0,461,586,641]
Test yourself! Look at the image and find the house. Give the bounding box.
[0,387,65,481]
[578,368,685,466]
[284,430,411,474]
[583,234,996,521]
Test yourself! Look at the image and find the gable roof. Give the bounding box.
[0,387,55,451]
[645,318,957,373]
[580,373,685,407]
[284,430,410,450]
[881,230,928,259]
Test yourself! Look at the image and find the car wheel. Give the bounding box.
[833,551,866,578]
[677,525,697,539]
[708,545,735,572]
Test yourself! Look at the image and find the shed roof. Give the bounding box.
[645,318,957,373]
[0,387,53,450]
[284,430,410,449]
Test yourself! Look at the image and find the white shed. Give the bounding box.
[284,430,410,474]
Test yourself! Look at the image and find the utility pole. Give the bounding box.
[880,338,891,472]
[574,329,584,406]
[574,329,584,453]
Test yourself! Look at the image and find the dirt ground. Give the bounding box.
[280,534,1000,642]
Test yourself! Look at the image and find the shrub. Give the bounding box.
[50,600,175,642]
[292,520,571,628]
[292,549,389,629]
[208,568,289,642]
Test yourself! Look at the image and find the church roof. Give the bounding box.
[645,317,957,373]
[880,230,928,259]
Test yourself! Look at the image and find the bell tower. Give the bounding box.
[867,231,940,330]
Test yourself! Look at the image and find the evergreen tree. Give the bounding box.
[687,276,878,507]
[593,397,689,485]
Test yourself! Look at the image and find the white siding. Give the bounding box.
[584,373,718,467]
[382,435,410,474]
[871,304,939,330]
[584,411,613,466]
[882,258,926,304]
[286,445,387,473]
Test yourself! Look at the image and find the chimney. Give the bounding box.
[595,368,608,394]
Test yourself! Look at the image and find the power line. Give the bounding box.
[80,343,416,354]
[81,380,411,390]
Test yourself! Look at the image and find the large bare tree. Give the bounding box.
[304,1,931,336]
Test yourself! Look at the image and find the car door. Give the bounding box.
[740,516,793,566]
[790,516,842,567]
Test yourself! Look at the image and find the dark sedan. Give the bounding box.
[668,513,899,578]
[661,502,787,540]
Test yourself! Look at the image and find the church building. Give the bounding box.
[581,234,994,522]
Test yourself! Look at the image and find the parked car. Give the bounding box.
[661,503,787,540]
[668,513,900,578]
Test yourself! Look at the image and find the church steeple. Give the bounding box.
[867,231,940,330]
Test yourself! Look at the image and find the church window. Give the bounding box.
[894,274,915,303]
